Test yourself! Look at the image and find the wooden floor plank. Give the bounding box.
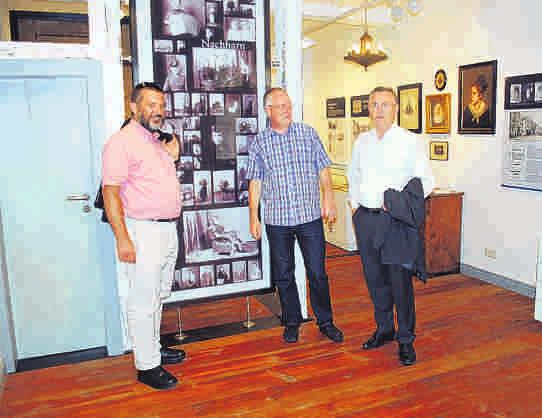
[2,248,542,417]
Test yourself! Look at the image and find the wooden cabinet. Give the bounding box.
[424,192,463,276]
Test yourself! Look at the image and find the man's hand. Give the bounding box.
[162,134,180,161]
[321,197,337,223]
[117,236,136,263]
[250,218,262,240]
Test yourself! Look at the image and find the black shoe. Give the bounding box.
[283,326,299,343]
[398,342,417,366]
[137,366,178,390]
[362,330,395,350]
[319,323,344,343]
[161,347,186,365]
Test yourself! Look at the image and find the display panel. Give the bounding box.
[132,0,270,303]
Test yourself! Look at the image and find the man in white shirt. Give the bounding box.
[347,86,434,366]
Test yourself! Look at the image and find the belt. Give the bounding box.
[150,217,179,223]
[359,205,382,214]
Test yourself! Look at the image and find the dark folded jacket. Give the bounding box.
[373,177,427,282]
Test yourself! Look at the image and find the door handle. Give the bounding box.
[65,193,90,201]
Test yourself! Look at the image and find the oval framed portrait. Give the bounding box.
[434,69,447,91]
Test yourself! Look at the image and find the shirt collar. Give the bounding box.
[129,119,160,142]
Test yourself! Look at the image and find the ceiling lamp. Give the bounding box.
[344,6,387,71]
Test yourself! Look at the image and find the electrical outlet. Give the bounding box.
[484,248,497,259]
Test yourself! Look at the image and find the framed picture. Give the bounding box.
[458,60,497,135]
[429,141,449,161]
[504,73,542,110]
[425,93,451,134]
[326,97,346,118]
[351,94,369,117]
[397,83,422,133]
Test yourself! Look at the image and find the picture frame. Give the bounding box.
[350,94,369,117]
[425,93,451,134]
[504,73,542,110]
[429,141,449,161]
[458,60,497,135]
[397,83,422,133]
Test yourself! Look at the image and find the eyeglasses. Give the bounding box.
[266,103,291,110]
[134,82,163,92]
[369,102,395,111]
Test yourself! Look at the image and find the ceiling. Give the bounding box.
[302,1,410,36]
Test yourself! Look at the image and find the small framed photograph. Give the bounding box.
[458,60,497,134]
[425,93,451,134]
[350,95,369,117]
[429,141,449,161]
[504,73,542,109]
[397,83,422,133]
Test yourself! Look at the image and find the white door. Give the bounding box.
[0,60,107,359]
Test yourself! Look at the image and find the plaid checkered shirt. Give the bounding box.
[247,122,331,226]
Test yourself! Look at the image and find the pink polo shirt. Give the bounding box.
[102,120,181,220]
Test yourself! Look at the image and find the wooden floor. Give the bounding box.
[3,249,542,417]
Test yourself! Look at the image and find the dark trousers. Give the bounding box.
[352,208,416,344]
[266,218,333,328]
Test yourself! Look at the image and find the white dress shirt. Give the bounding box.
[347,125,434,209]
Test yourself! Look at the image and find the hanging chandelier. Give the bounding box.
[344,6,387,71]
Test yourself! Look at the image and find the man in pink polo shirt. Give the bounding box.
[102,82,183,390]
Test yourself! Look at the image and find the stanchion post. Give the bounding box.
[243,296,256,328]
[174,306,187,341]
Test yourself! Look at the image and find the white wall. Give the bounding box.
[303,0,542,286]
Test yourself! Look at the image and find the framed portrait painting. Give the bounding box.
[425,93,451,134]
[397,83,422,133]
[458,60,497,135]
[504,73,542,110]
[429,141,449,161]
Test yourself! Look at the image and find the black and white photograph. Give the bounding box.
[209,93,225,116]
[162,118,183,139]
[194,157,202,170]
[183,116,200,130]
[232,261,247,283]
[173,92,191,116]
[165,93,173,117]
[536,82,542,102]
[192,47,257,91]
[199,265,215,287]
[211,126,225,146]
[172,266,200,291]
[158,0,205,38]
[223,0,240,15]
[193,170,212,206]
[159,54,187,91]
[235,117,258,134]
[236,135,248,154]
[179,156,194,170]
[242,94,257,116]
[226,94,241,116]
[524,83,535,103]
[182,208,258,263]
[192,92,208,116]
[510,84,522,104]
[181,183,194,206]
[213,170,236,204]
[206,2,220,26]
[239,4,256,18]
[153,39,174,53]
[247,259,262,281]
[176,40,186,51]
[216,263,231,285]
[224,17,256,42]
[184,129,201,155]
[508,111,542,139]
[215,118,236,160]
[237,156,248,196]
[180,130,192,153]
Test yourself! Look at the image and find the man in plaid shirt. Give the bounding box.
[247,88,343,344]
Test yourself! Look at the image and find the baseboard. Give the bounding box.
[460,263,535,298]
[16,346,107,372]
[0,354,5,402]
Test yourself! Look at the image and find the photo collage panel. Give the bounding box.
[151,0,261,293]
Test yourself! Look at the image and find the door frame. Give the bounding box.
[0,58,123,373]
